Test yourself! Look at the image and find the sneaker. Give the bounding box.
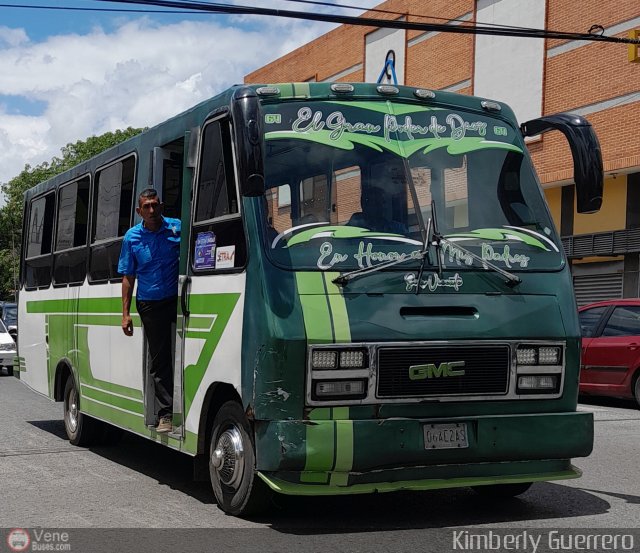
[156,415,172,433]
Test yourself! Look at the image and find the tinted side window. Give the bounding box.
[191,119,246,273]
[56,177,90,250]
[92,157,135,242]
[195,121,238,222]
[53,177,90,285]
[601,306,640,337]
[89,156,136,283]
[25,192,56,289]
[579,306,608,337]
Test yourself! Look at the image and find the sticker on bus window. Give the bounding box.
[194,231,216,269]
[216,245,236,269]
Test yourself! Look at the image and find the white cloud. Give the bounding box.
[0,1,381,189]
[0,26,28,47]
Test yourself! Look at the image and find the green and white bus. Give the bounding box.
[17,82,602,515]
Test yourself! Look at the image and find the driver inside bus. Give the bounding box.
[347,182,407,234]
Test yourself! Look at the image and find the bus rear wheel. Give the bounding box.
[471,482,533,498]
[209,401,271,516]
[63,376,101,447]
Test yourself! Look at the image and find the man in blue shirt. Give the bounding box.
[118,188,181,433]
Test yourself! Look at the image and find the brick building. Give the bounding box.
[246,0,640,305]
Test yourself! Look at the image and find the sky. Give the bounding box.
[0,0,381,199]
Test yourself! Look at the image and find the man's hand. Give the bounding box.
[121,274,135,337]
[122,315,134,336]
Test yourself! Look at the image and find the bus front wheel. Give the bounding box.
[63,376,101,447]
[209,401,271,516]
[471,482,533,498]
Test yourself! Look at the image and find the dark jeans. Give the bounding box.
[136,296,177,419]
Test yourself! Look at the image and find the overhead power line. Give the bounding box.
[280,0,555,33]
[96,0,640,45]
[0,2,203,14]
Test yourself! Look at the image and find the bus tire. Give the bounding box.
[63,376,101,447]
[208,401,271,516]
[6,366,13,377]
[471,482,533,498]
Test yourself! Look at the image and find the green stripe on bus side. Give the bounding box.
[302,406,333,482]
[81,398,182,448]
[27,297,127,314]
[183,431,198,455]
[183,293,241,417]
[301,419,334,481]
[259,467,583,496]
[80,385,144,414]
[82,396,144,427]
[295,272,333,344]
[324,274,351,343]
[76,315,141,327]
[296,272,351,344]
[330,407,354,486]
[185,316,216,330]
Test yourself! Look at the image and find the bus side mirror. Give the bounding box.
[520,113,603,214]
[231,87,265,197]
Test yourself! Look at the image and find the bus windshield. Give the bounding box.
[261,100,562,273]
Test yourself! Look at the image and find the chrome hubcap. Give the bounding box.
[67,388,78,433]
[212,426,244,489]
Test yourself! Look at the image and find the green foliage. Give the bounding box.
[0,127,145,300]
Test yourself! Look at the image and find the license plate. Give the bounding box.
[423,422,469,450]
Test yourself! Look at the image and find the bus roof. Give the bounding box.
[23,81,518,201]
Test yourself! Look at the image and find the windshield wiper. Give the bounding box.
[334,158,430,287]
[332,246,429,286]
[440,236,521,286]
[425,198,520,287]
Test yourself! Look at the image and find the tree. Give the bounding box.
[0,127,145,300]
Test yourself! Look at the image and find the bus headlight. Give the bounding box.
[516,345,562,366]
[312,350,337,369]
[313,379,367,399]
[339,350,365,368]
[311,348,367,369]
[517,375,558,394]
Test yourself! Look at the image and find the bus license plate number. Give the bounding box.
[423,423,468,450]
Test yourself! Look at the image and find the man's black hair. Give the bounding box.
[139,188,158,200]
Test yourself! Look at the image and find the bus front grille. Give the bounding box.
[376,345,510,398]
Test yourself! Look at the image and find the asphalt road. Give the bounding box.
[1,370,638,549]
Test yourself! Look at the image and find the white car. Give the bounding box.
[0,318,16,377]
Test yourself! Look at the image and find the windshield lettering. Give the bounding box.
[481,244,530,268]
[292,107,489,145]
[317,240,422,270]
[292,107,381,140]
[441,241,474,266]
[446,113,487,139]
[317,242,349,270]
[405,272,464,292]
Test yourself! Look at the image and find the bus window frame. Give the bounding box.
[52,173,92,288]
[23,189,57,291]
[87,152,138,285]
[189,115,247,276]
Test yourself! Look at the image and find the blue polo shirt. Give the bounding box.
[118,217,181,301]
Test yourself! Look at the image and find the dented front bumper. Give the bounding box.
[253,411,593,494]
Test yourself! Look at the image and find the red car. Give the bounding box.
[579,299,640,407]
